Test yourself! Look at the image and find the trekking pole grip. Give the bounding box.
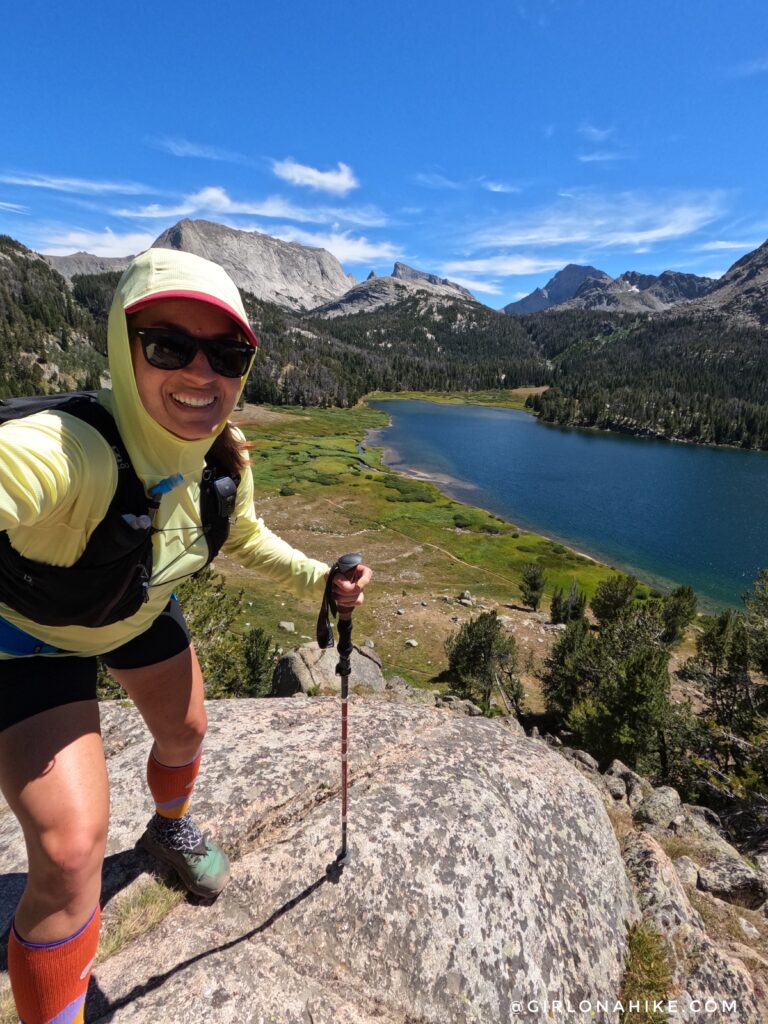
[333,552,361,667]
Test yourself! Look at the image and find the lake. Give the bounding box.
[366,400,768,609]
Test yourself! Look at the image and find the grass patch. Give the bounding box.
[0,987,16,1024]
[98,878,184,961]
[688,888,768,949]
[619,921,674,1023]
[366,387,546,410]
[0,879,185,1023]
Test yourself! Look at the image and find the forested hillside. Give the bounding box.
[2,233,767,449]
[0,236,106,395]
[527,315,768,448]
[242,293,552,406]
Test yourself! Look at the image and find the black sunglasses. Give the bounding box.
[134,327,253,379]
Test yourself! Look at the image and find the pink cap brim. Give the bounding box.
[124,290,259,348]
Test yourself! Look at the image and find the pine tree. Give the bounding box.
[661,585,698,645]
[591,574,637,625]
[550,587,565,624]
[445,610,520,715]
[520,562,546,611]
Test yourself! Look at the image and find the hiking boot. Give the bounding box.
[139,812,230,898]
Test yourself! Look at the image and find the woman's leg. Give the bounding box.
[108,644,229,897]
[0,699,107,941]
[108,643,207,768]
[0,699,107,1022]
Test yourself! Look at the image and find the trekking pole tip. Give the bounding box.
[325,844,354,882]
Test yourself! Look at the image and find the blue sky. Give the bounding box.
[1,0,766,308]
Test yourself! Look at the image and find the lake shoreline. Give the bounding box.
[364,398,745,611]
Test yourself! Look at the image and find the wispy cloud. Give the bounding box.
[115,185,386,227]
[471,191,724,250]
[0,201,27,214]
[578,122,614,143]
[417,172,520,194]
[482,180,520,194]
[415,172,464,190]
[150,136,248,163]
[696,239,761,251]
[37,227,156,257]
[272,159,359,195]
[443,276,502,296]
[729,56,768,77]
[577,150,630,163]
[268,225,400,265]
[113,201,197,220]
[440,255,566,276]
[0,173,155,195]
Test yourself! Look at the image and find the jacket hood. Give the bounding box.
[102,248,257,490]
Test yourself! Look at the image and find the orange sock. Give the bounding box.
[147,747,202,819]
[8,906,100,1024]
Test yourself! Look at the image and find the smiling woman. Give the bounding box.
[128,298,250,439]
[0,246,372,1023]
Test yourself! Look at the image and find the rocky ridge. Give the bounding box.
[690,239,768,327]
[391,262,474,300]
[311,261,478,318]
[43,252,134,281]
[505,263,715,316]
[561,269,715,313]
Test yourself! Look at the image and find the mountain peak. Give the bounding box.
[504,264,610,315]
[151,219,354,309]
[391,262,474,299]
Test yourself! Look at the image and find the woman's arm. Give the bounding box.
[221,469,330,597]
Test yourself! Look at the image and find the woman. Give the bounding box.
[0,248,371,1023]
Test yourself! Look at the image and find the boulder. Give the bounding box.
[0,700,638,1023]
[633,786,683,828]
[561,747,600,772]
[604,759,650,809]
[272,642,386,695]
[672,856,700,887]
[697,854,768,910]
[604,775,627,801]
[434,695,483,716]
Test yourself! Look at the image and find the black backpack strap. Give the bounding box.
[199,450,240,565]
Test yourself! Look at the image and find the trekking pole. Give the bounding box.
[316,552,363,876]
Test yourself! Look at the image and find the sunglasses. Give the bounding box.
[134,327,253,379]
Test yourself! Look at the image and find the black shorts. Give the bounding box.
[0,599,191,732]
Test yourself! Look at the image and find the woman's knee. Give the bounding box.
[161,703,207,748]
[27,819,107,898]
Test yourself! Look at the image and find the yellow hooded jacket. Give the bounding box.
[0,249,329,657]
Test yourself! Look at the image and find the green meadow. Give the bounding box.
[227,395,634,685]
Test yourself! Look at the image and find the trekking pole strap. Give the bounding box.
[336,617,353,677]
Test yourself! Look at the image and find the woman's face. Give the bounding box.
[128,298,246,440]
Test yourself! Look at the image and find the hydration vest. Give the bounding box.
[0,392,239,628]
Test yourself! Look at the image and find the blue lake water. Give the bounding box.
[367,400,768,609]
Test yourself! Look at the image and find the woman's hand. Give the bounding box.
[331,563,373,615]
